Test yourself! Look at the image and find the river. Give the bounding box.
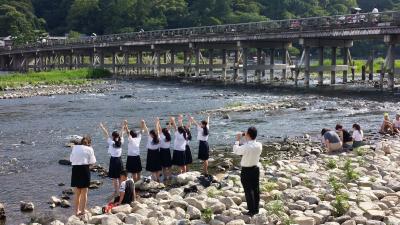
[0,79,397,224]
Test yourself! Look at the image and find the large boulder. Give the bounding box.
[20,201,34,212]
[111,204,132,214]
[0,203,5,220]
[125,213,143,225]
[185,197,206,211]
[101,214,123,225]
[176,172,200,185]
[293,216,315,225]
[226,219,245,225]
[187,205,201,220]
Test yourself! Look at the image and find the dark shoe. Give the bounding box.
[244,211,256,217]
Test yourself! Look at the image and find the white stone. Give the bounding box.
[125,213,143,225]
[293,216,315,225]
[156,191,171,200]
[220,197,236,209]
[101,214,123,225]
[49,220,64,225]
[144,217,159,225]
[187,205,201,220]
[111,204,132,214]
[226,219,245,225]
[185,197,206,211]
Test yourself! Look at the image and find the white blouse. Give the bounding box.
[70,145,96,166]
[160,133,171,149]
[352,130,364,142]
[107,137,124,157]
[146,135,160,150]
[197,125,209,142]
[173,131,187,151]
[128,134,141,156]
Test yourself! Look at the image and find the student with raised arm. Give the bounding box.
[143,118,162,182]
[170,116,187,174]
[158,119,172,181]
[100,121,126,196]
[125,120,144,182]
[190,115,210,175]
[181,115,193,172]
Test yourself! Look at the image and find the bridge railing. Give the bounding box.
[6,11,400,52]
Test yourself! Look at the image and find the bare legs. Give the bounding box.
[203,160,209,175]
[74,188,88,216]
[162,167,171,180]
[151,171,161,182]
[112,178,120,196]
[132,173,140,182]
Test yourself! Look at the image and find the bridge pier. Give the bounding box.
[343,47,349,83]
[331,47,337,85]
[233,50,239,83]
[256,48,262,84]
[222,49,227,83]
[194,48,200,77]
[318,47,324,86]
[384,35,398,90]
[170,50,175,76]
[270,48,275,82]
[243,48,248,84]
[282,48,288,81]
[208,49,214,78]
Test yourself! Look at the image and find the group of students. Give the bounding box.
[380,113,400,135]
[321,123,364,153]
[68,115,210,216]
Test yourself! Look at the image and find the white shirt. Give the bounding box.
[119,178,134,192]
[70,145,96,166]
[197,125,209,142]
[233,140,262,167]
[352,130,363,142]
[128,134,141,156]
[146,135,160,150]
[372,8,379,13]
[107,137,124,157]
[173,131,187,151]
[393,119,400,128]
[160,133,171,149]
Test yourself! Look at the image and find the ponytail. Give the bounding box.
[184,127,192,141]
[150,130,160,145]
[201,121,209,136]
[112,131,122,148]
[162,128,171,142]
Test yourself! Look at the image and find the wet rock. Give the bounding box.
[20,201,34,212]
[58,159,71,166]
[89,180,103,189]
[62,188,74,195]
[0,203,5,220]
[120,94,133,99]
[58,183,65,186]
[222,114,230,120]
[60,200,71,208]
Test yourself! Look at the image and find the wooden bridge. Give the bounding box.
[1,11,400,90]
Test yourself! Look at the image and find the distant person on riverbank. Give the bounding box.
[190,115,210,175]
[171,116,188,174]
[321,128,342,153]
[113,170,135,206]
[143,119,162,182]
[159,121,172,181]
[335,124,353,149]
[233,127,262,217]
[380,113,395,135]
[393,113,400,134]
[70,136,96,216]
[100,122,126,196]
[352,124,364,148]
[125,121,144,182]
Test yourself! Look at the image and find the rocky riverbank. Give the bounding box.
[5,134,400,225]
[0,81,115,99]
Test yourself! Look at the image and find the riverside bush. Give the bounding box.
[201,208,213,223]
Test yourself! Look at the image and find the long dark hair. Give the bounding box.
[81,136,92,146]
[149,129,160,145]
[184,126,192,141]
[352,124,361,131]
[201,120,209,136]
[129,130,138,138]
[162,128,171,142]
[112,131,122,148]
[178,126,187,140]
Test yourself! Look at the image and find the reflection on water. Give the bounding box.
[0,80,398,223]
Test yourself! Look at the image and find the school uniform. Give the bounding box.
[172,131,187,166]
[114,178,135,205]
[160,134,172,168]
[145,136,162,172]
[107,138,124,179]
[185,141,193,165]
[352,130,364,148]
[126,134,142,173]
[197,125,210,160]
[70,145,96,188]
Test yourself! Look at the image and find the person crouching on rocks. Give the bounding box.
[321,128,342,153]
[70,136,96,216]
[233,127,262,217]
[113,170,135,206]
[100,122,126,196]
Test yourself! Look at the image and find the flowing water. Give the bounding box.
[0,79,398,224]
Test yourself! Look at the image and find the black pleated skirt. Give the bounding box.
[126,155,142,173]
[172,150,186,166]
[198,140,210,160]
[146,149,162,172]
[185,145,193,165]
[71,165,91,188]
[109,157,123,178]
[160,148,172,167]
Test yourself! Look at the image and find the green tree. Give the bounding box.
[67,0,102,34]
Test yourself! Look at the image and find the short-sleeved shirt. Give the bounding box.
[160,133,171,149]
[107,137,124,157]
[323,131,341,144]
[393,119,400,128]
[342,129,353,143]
[127,134,141,156]
[70,145,96,165]
[352,130,364,142]
[197,125,209,142]
[146,135,160,150]
[173,131,187,151]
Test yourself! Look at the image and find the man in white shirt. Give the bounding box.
[233,127,262,216]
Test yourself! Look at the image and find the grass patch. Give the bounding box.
[343,159,360,182]
[225,101,244,108]
[261,181,279,192]
[326,159,337,170]
[0,68,112,90]
[206,187,222,198]
[201,207,213,223]
[332,193,350,217]
[354,147,366,156]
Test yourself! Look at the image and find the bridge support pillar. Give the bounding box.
[318,47,324,86]
[282,48,288,81]
[112,52,116,74]
[222,49,227,83]
[304,47,310,87]
[256,48,262,84]
[137,51,143,75]
[388,44,395,90]
[233,50,239,83]
[195,48,200,77]
[208,49,214,77]
[99,51,105,69]
[270,48,275,82]
[155,51,160,77]
[124,52,129,76]
[170,50,175,76]
[331,47,337,85]
[343,47,349,83]
[243,48,248,84]
[70,52,74,70]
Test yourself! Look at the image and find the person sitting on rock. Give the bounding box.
[380,113,395,135]
[321,128,342,153]
[335,124,353,150]
[113,170,135,206]
[352,123,364,148]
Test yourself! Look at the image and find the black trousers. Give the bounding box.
[241,166,260,214]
